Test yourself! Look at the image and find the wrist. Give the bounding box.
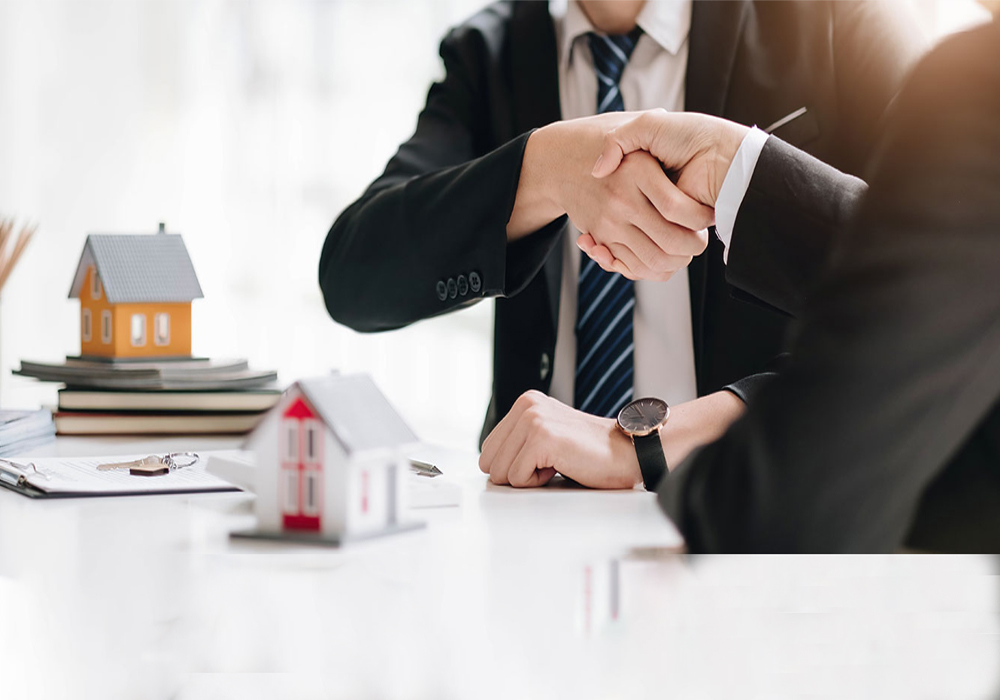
[507,127,567,241]
[709,122,751,205]
[658,391,745,470]
[608,419,644,489]
[534,121,574,217]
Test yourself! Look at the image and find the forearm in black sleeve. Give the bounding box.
[724,136,867,318]
[318,28,566,333]
[659,27,1000,553]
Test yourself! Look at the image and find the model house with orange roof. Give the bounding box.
[68,224,203,359]
[246,373,420,543]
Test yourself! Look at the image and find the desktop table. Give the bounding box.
[0,435,997,699]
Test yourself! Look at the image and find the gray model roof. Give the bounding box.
[296,374,419,455]
[68,232,204,304]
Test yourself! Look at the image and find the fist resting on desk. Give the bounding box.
[479,389,745,489]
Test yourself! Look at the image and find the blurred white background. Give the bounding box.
[0,0,991,450]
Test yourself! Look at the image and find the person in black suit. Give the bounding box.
[480,18,1000,553]
[320,1,922,456]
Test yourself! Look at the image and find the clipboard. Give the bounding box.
[0,453,242,499]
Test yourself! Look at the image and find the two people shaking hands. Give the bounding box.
[321,1,1000,552]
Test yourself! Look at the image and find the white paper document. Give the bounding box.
[1,451,243,496]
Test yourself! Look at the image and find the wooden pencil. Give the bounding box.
[0,218,37,294]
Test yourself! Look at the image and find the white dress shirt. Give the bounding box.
[548,0,699,410]
[714,127,769,262]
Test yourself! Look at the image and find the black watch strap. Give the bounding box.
[634,432,668,491]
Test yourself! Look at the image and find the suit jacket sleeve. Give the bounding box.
[725,136,868,317]
[659,23,1000,553]
[719,1,923,403]
[318,25,565,333]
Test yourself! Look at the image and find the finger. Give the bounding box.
[488,407,535,485]
[628,206,699,279]
[532,467,558,487]
[612,259,635,280]
[588,242,618,272]
[507,441,542,488]
[615,213,676,275]
[479,416,510,473]
[508,437,558,489]
[479,392,531,473]
[638,169,715,236]
[577,233,597,255]
[592,111,666,178]
[608,235,659,280]
[585,242,615,268]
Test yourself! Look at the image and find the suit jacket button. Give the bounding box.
[457,274,469,296]
[436,280,448,301]
[447,278,458,299]
[540,352,550,381]
[469,271,482,293]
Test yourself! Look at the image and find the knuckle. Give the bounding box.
[607,188,629,211]
[658,191,676,216]
[519,389,543,406]
[649,250,670,273]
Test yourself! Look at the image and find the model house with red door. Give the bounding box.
[249,373,419,541]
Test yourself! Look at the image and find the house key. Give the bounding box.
[97,453,198,477]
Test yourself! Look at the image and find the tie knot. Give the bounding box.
[587,27,643,86]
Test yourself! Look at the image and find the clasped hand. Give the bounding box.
[580,109,749,275]
[509,110,747,281]
[509,112,714,281]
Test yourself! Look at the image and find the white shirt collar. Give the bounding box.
[552,0,692,62]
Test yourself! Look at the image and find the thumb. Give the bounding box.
[592,129,627,178]
[592,111,663,178]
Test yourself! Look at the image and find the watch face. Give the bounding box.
[617,397,669,436]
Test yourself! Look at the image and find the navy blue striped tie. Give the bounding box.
[575,28,642,418]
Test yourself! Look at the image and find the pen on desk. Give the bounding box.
[409,459,442,477]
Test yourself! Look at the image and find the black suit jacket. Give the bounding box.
[659,20,1000,553]
[319,1,922,444]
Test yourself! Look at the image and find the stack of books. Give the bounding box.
[0,409,56,456]
[15,357,281,435]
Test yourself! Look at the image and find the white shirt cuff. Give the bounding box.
[714,127,768,264]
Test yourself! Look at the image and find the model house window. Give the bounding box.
[82,309,92,342]
[283,468,299,515]
[154,313,170,346]
[283,421,298,461]
[91,268,101,300]
[101,310,112,344]
[130,313,146,347]
[304,421,320,463]
[303,471,320,516]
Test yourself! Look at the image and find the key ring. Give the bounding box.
[163,452,199,471]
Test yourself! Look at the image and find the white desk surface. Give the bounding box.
[1,435,998,700]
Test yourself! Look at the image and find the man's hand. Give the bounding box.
[507,114,715,281]
[479,390,640,489]
[479,389,746,489]
[579,110,749,276]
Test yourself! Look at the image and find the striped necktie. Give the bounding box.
[575,28,642,418]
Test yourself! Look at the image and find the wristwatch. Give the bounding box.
[616,397,670,491]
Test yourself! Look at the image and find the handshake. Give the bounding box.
[508,109,751,280]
